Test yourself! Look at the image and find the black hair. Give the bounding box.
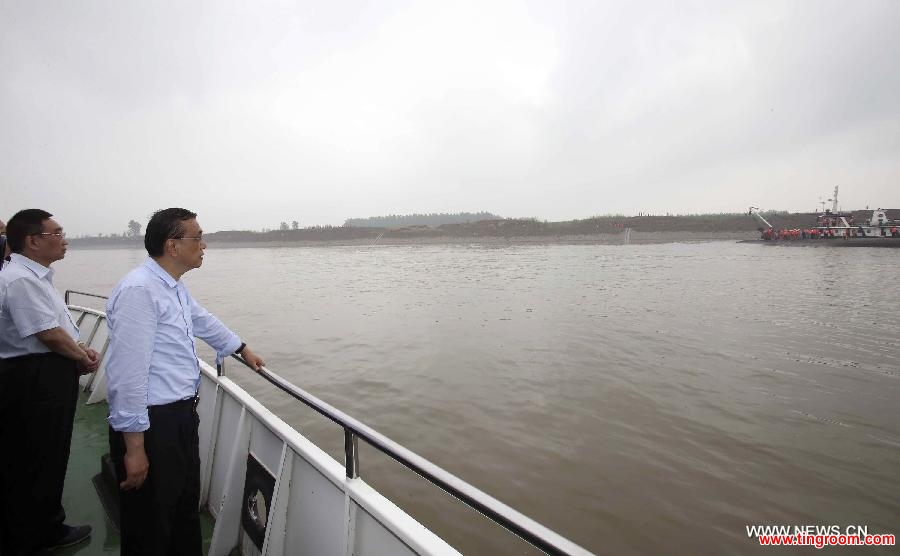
[144,208,197,257]
[7,209,53,254]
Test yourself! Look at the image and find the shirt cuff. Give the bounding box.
[108,411,150,432]
[216,335,242,364]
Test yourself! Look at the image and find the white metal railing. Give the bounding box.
[66,290,594,556]
[227,355,593,556]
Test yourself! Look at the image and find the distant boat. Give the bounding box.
[746,187,900,247]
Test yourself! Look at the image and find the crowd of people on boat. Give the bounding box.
[761,226,899,240]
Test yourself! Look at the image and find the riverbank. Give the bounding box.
[75,207,900,250]
[68,230,753,249]
[208,230,754,247]
[74,210,881,249]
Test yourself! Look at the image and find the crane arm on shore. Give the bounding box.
[748,207,773,229]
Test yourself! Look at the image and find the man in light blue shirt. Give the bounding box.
[105,208,264,555]
[0,209,99,555]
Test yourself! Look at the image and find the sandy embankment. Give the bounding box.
[199,230,753,248]
[68,231,756,250]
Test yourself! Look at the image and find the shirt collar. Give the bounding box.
[10,253,53,280]
[142,257,180,289]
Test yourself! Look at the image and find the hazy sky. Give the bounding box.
[2,0,899,235]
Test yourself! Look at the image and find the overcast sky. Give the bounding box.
[2,0,899,235]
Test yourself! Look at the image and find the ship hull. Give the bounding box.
[740,237,900,247]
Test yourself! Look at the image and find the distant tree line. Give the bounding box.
[344,212,501,228]
[277,220,300,231]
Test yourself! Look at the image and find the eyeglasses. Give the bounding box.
[173,236,203,241]
[35,232,66,239]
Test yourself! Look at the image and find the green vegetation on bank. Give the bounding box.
[344,211,501,228]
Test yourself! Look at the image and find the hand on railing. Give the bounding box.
[239,346,265,371]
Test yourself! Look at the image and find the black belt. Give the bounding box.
[0,352,63,363]
[0,352,67,369]
[148,395,200,413]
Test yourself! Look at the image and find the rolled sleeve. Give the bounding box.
[108,411,151,433]
[6,277,59,338]
[106,286,157,432]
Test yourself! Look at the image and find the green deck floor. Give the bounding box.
[59,391,214,555]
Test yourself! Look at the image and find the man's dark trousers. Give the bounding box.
[0,353,79,555]
[110,398,202,556]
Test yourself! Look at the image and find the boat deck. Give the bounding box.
[60,391,215,555]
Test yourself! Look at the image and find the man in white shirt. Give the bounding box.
[106,208,264,555]
[0,209,100,555]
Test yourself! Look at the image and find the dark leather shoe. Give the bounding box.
[46,524,92,549]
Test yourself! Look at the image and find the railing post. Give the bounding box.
[344,429,359,479]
